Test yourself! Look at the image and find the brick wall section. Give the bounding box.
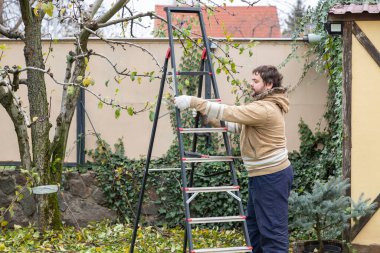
[155,5,281,38]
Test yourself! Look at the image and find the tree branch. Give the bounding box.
[0,23,25,39]
[96,11,154,29]
[17,66,152,115]
[83,26,162,71]
[11,17,23,32]
[94,0,130,25]
[19,0,34,26]
[0,77,32,169]
[90,0,104,19]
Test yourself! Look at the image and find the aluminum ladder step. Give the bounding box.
[168,71,211,76]
[206,98,221,103]
[182,156,233,163]
[184,186,240,193]
[179,127,227,133]
[187,216,246,224]
[192,246,253,253]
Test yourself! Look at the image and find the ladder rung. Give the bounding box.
[184,186,240,193]
[179,127,227,133]
[192,246,253,253]
[165,7,201,13]
[205,98,221,103]
[182,156,233,163]
[168,71,211,76]
[187,216,246,224]
[149,167,191,171]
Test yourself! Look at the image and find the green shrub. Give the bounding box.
[86,137,248,228]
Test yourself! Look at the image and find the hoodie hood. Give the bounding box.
[253,87,289,113]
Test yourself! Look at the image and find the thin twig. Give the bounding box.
[83,26,162,71]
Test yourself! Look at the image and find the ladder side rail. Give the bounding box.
[166,8,195,252]
[129,50,171,253]
[198,10,252,248]
[197,11,220,100]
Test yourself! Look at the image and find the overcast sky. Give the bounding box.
[120,0,320,37]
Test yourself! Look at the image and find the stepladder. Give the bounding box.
[130,6,252,253]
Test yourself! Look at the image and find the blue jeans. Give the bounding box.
[246,165,293,253]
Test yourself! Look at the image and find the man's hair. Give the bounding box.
[252,65,283,88]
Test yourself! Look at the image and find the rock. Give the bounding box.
[91,187,107,205]
[58,192,70,212]
[0,176,16,195]
[81,171,98,187]
[142,188,159,215]
[15,173,27,186]
[19,189,36,217]
[0,190,12,206]
[61,198,117,227]
[4,203,31,227]
[68,178,90,198]
[65,171,79,181]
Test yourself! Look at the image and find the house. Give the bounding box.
[154,5,281,38]
[328,3,380,251]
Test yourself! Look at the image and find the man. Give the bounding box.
[174,65,293,252]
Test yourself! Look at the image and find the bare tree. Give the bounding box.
[0,0,156,229]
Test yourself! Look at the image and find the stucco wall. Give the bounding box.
[0,38,327,162]
[351,21,380,245]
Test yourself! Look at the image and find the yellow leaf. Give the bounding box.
[32,116,38,122]
[0,44,8,50]
[42,2,54,17]
[82,77,95,87]
[33,3,41,16]
[1,220,8,227]
[76,76,83,82]
[0,243,6,251]
[60,8,66,16]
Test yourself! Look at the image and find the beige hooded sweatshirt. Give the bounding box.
[189,87,290,177]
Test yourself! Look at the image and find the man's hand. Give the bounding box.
[174,95,192,110]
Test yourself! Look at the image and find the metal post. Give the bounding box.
[76,89,85,165]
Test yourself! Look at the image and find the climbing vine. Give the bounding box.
[87,36,253,228]
[285,0,357,192]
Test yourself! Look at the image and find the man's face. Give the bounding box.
[250,72,273,96]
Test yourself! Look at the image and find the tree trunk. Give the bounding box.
[315,215,325,253]
[20,1,61,229]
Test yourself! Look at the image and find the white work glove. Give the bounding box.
[174,95,192,110]
[192,108,197,117]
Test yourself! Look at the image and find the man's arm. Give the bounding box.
[206,117,242,134]
[189,97,267,126]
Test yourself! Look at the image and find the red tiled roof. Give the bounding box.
[154,5,281,38]
[329,3,380,15]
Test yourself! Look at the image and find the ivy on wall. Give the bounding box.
[87,39,250,228]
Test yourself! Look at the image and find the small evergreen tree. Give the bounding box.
[289,176,376,253]
[282,0,307,37]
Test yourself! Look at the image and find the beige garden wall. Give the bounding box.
[0,38,327,163]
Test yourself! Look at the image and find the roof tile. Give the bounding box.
[330,3,380,15]
[154,5,281,38]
